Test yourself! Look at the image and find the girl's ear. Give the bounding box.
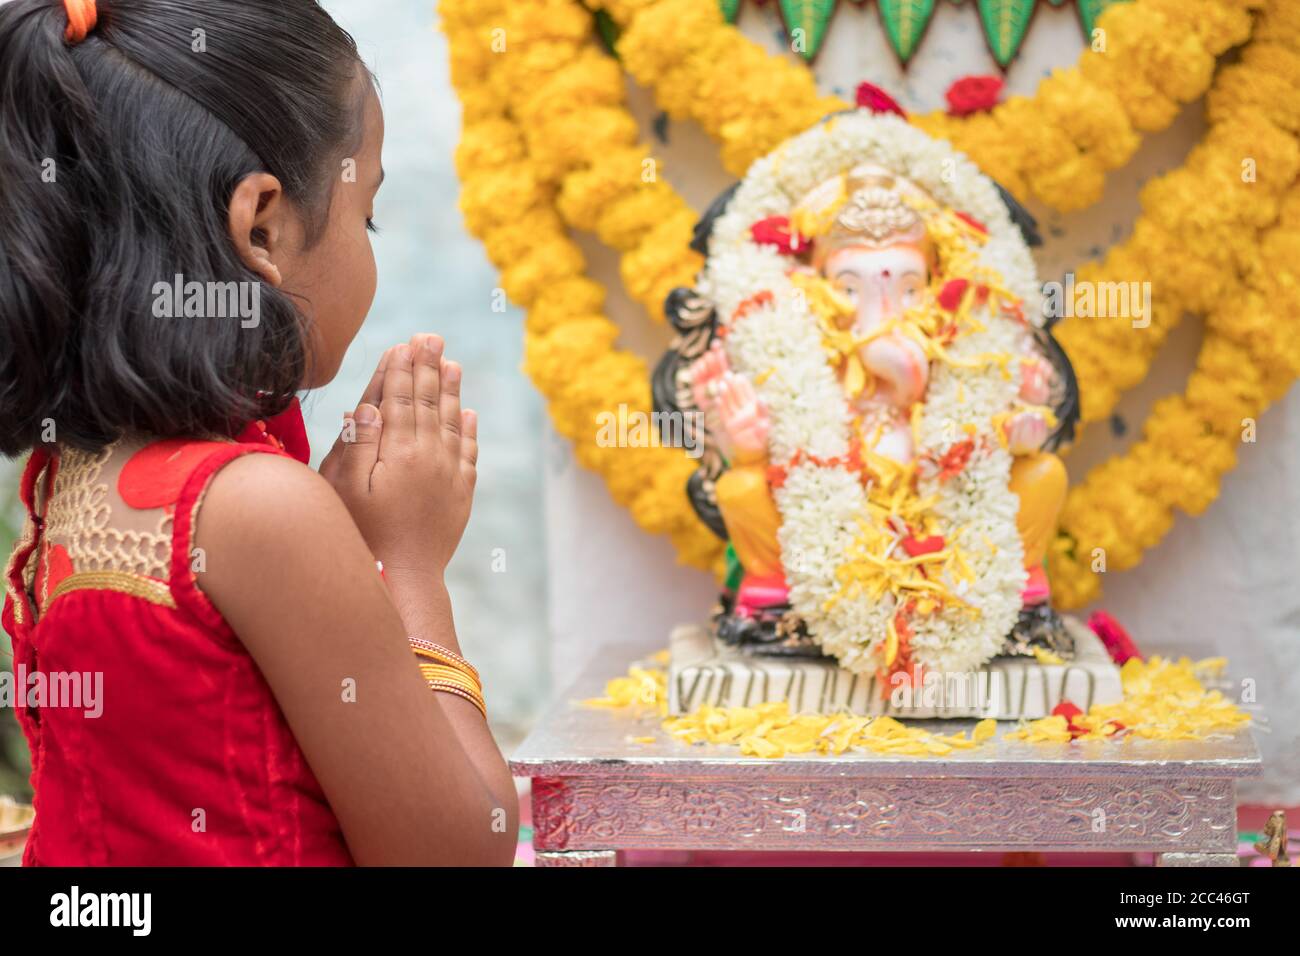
[228,173,286,287]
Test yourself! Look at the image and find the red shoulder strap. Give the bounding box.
[167,442,289,635]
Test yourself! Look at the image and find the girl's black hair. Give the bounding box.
[0,0,367,456]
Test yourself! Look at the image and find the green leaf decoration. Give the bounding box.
[718,0,742,22]
[778,0,839,61]
[723,542,745,592]
[878,0,937,63]
[593,8,621,57]
[977,0,1036,67]
[1078,0,1125,35]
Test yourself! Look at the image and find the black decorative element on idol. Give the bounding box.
[713,594,826,659]
[999,603,1076,661]
[689,182,740,256]
[991,179,1043,248]
[1031,323,1080,452]
[655,252,822,657]
[653,287,728,539]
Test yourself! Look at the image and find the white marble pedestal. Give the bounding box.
[668,616,1123,719]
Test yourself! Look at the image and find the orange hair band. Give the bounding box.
[64,0,98,44]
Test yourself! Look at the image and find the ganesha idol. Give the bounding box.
[654,111,1082,682]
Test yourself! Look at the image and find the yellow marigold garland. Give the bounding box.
[594,0,1256,211]
[1048,0,1300,607]
[442,0,725,570]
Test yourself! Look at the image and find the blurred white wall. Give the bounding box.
[314,1,549,745]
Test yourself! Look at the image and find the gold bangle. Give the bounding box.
[426,681,487,718]
[409,636,476,671]
[417,662,482,692]
[413,651,479,685]
[425,675,483,697]
[429,685,485,716]
[408,638,480,682]
[425,675,483,696]
[419,671,485,708]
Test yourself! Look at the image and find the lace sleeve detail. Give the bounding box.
[44,445,172,583]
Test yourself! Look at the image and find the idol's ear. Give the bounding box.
[690,182,740,255]
[991,179,1043,248]
[653,287,729,540]
[669,182,739,541]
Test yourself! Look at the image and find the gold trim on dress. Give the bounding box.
[4,500,40,629]
[41,570,176,615]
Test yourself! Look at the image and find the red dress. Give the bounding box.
[2,403,354,865]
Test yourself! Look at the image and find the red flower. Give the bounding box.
[1052,701,1090,739]
[935,439,974,481]
[750,216,811,255]
[731,289,775,323]
[1088,611,1144,665]
[901,534,945,557]
[1052,700,1124,740]
[855,81,906,118]
[844,435,864,474]
[945,75,1003,116]
[955,211,988,235]
[1052,700,1083,721]
[938,278,969,311]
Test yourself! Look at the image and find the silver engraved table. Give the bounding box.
[511,644,1261,867]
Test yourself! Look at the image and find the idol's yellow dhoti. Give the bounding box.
[1009,451,1068,569]
[715,462,784,578]
[714,449,1068,579]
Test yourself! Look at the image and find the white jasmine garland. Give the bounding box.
[699,111,1036,674]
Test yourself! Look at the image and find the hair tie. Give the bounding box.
[64,0,98,44]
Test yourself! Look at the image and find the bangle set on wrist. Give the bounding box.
[409,638,486,718]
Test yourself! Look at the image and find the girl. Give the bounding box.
[0,0,518,865]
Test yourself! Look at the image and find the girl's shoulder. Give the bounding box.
[110,429,357,642]
[186,438,391,674]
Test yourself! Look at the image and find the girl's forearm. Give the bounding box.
[384,570,520,853]
[384,569,464,655]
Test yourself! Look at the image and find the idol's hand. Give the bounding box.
[688,341,730,412]
[1019,355,1054,405]
[1004,409,1050,455]
[322,334,477,577]
[717,372,770,464]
